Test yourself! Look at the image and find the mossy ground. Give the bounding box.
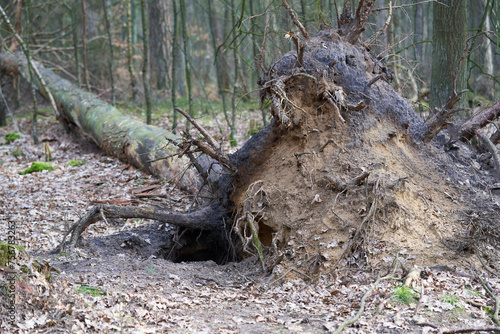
[19,161,55,175]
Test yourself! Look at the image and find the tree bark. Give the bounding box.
[126,0,137,99]
[0,82,7,126]
[140,0,152,125]
[171,0,178,132]
[81,0,90,89]
[430,0,468,110]
[0,52,196,186]
[102,0,116,106]
[149,0,169,90]
[180,0,193,131]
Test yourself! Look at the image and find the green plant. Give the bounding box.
[0,242,27,266]
[4,132,20,144]
[19,162,55,175]
[11,149,23,157]
[441,294,459,305]
[66,160,86,167]
[392,285,419,305]
[76,284,106,297]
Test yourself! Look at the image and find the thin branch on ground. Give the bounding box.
[479,276,500,326]
[334,253,399,333]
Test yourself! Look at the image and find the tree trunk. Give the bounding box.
[0,82,7,126]
[180,0,193,131]
[81,0,90,89]
[140,0,152,125]
[69,0,81,88]
[430,0,468,110]
[126,0,137,99]
[149,0,169,90]
[102,0,116,106]
[0,52,196,187]
[171,0,178,132]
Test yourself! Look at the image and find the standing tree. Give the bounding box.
[430,0,468,110]
[149,0,169,90]
[140,0,152,125]
[180,0,193,131]
[81,0,90,89]
[171,0,179,132]
[126,0,137,99]
[102,0,116,106]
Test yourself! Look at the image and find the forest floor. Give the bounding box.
[1,108,500,333]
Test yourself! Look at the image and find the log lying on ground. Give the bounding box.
[0,52,196,187]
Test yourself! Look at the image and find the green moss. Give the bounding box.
[4,132,20,144]
[0,242,27,266]
[19,162,55,175]
[76,284,106,297]
[66,160,86,167]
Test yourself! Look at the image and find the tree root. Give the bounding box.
[476,130,500,177]
[57,203,223,253]
[422,90,467,142]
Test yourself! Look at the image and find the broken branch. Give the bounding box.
[175,107,219,149]
[279,0,309,39]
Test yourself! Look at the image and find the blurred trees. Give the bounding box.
[0,0,498,134]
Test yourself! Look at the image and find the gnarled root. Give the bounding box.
[57,203,224,253]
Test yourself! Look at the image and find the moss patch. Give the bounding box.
[66,160,86,167]
[19,162,55,175]
[4,132,21,144]
[0,242,27,266]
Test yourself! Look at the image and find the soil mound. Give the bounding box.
[229,29,500,275]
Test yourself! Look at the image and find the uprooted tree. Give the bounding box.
[2,1,500,271]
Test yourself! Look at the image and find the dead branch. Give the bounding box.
[339,0,377,44]
[182,132,236,173]
[450,101,500,142]
[58,204,223,252]
[422,90,467,142]
[368,74,384,87]
[175,107,219,149]
[476,130,500,176]
[415,322,500,333]
[334,253,399,333]
[438,328,500,334]
[479,276,500,326]
[279,0,309,39]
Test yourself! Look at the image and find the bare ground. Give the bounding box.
[1,110,500,333]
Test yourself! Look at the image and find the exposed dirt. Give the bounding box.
[228,30,500,279]
[1,30,500,332]
[1,105,500,333]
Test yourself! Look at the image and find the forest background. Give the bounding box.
[0,0,498,144]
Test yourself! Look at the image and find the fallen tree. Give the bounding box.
[0,52,198,188]
[2,1,500,271]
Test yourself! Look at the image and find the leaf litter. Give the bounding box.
[0,116,499,333]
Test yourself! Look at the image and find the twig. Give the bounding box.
[334,254,399,333]
[414,281,424,315]
[415,322,500,333]
[476,130,500,177]
[368,74,384,87]
[175,107,218,149]
[279,0,309,39]
[479,276,500,326]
